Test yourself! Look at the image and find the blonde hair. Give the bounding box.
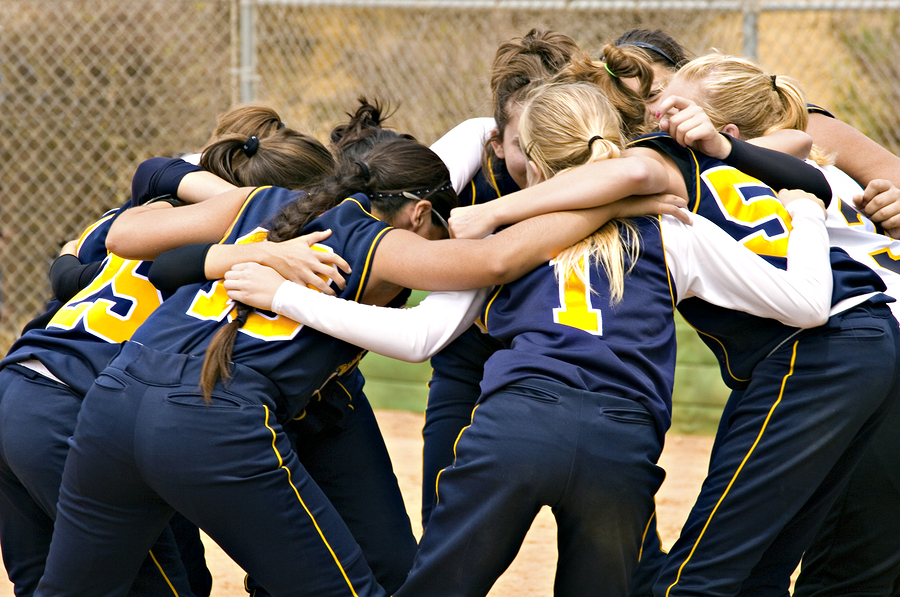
[519,80,641,304]
[674,52,833,165]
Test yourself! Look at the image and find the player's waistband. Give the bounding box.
[16,359,68,386]
[108,341,280,402]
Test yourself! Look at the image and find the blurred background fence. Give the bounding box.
[2,0,899,431]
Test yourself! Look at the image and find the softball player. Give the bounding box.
[0,107,335,597]
[629,61,900,597]
[421,27,577,527]
[38,135,581,597]
[660,55,900,597]
[222,78,834,597]
[0,198,198,597]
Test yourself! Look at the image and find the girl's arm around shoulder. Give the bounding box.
[274,283,488,362]
[223,262,488,361]
[370,194,689,294]
[449,153,670,239]
[106,187,255,261]
[663,191,831,328]
[807,112,900,190]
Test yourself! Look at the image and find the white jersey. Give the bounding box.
[815,162,900,320]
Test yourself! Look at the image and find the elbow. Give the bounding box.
[793,293,831,328]
[105,228,127,257]
[796,132,814,161]
[105,227,139,260]
[625,157,666,194]
[483,249,519,285]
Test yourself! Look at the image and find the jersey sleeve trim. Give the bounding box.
[482,284,506,332]
[219,186,272,244]
[76,211,116,257]
[353,227,392,302]
[629,133,702,212]
[656,215,678,311]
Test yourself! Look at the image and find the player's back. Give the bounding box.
[634,133,888,388]
[481,216,676,439]
[132,189,407,420]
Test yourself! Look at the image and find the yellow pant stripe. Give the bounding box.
[264,406,361,597]
[665,341,798,597]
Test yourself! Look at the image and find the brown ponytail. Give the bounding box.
[553,44,654,140]
[200,304,252,401]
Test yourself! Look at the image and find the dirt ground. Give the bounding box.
[0,410,717,597]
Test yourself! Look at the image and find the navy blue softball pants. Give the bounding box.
[653,303,900,597]
[792,376,900,597]
[397,379,665,597]
[34,342,384,597]
[0,364,195,597]
[422,325,499,527]
[246,380,417,596]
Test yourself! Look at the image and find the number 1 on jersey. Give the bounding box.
[553,260,603,335]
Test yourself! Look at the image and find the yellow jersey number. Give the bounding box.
[48,255,163,343]
[552,259,602,335]
[184,228,324,341]
[702,166,793,259]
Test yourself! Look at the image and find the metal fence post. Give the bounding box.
[240,0,257,102]
[742,0,759,61]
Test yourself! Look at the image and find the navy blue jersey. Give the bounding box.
[131,188,408,421]
[2,200,150,393]
[631,133,887,388]
[456,156,520,207]
[480,217,676,441]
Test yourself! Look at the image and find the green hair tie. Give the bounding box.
[604,63,618,78]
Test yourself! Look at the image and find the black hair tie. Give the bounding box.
[355,160,371,183]
[588,135,604,150]
[234,308,251,327]
[619,41,679,68]
[770,74,778,90]
[242,136,259,157]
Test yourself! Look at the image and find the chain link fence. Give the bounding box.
[2,1,899,423]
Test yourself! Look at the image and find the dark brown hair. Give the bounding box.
[199,103,334,190]
[199,106,455,400]
[614,28,691,70]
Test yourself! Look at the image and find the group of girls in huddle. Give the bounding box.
[1,22,899,597]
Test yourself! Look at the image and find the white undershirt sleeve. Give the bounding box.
[270,284,490,362]
[663,199,832,328]
[430,118,495,194]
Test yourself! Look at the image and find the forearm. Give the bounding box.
[176,171,238,204]
[808,112,900,188]
[486,156,667,229]
[376,204,622,291]
[748,129,812,160]
[271,285,488,362]
[204,243,275,279]
[107,188,252,260]
[49,255,103,302]
[722,135,832,204]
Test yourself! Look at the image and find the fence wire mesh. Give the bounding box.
[2,0,899,350]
